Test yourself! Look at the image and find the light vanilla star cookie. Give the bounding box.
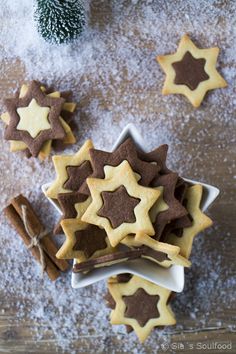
[81,161,161,247]
[157,34,227,107]
[149,186,169,223]
[46,139,94,199]
[165,184,213,258]
[56,218,114,262]
[108,275,176,342]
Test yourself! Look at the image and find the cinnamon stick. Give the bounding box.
[4,194,70,281]
[11,195,69,272]
[4,205,60,281]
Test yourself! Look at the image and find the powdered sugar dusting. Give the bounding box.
[0,0,235,352]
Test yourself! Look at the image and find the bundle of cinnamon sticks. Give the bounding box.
[4,194,69,281]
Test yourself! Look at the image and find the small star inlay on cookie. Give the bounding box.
[56,219,113,261]
[123,289,160,327]
[46,139,94,199]
[73,225,108,258]
[172,51,209,90]
[98,186,140,228]
[63,161,93,191]
[16,98,50,138]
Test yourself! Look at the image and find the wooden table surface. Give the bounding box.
[0,1,235,353]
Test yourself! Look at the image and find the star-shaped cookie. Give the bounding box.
[157,34,227,107]
[54,191,91,234]
[81,161,160,247]
[159,179,192,240]
[1,83,77,159]
[46,139,94,199]
[121,184,168,247]
[151,173,188,239]
[138,233,190,267]
[79,138,158,195]
[165,184,213,258]
[108,275,176,342]
[137,144,171,176]
[160,215,193,242]
[56,218,114,261]
[4,80,66,156]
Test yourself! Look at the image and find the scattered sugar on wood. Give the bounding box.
[0,0,235,351]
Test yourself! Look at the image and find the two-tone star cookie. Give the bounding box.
[56,218,114,262]
[73,239,190,272]
[119,230,190,268]
[73,249,144,273]
[79,138,158,195]
[1,81,77,158]
[54,191,91,234]
[81,161,161,247]
[3,81,65,156]
[108,275,176,342]
[121,173,188,247]
[157,34,227,107]
[151,173,188,239]
[46,139,94,199]
[164,184,213,258]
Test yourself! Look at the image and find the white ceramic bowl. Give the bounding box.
[42,124,219,292]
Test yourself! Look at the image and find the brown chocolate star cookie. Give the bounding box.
[160,179,193,240]
[151,173,188,239]
[63,162,93,191]
[4,80,65,156]
[56,219,114,261]
[137,144,171,176]
[51,90,77,152]
[160,215,193,241]
[124,289,160,327]
[174,179,189,203]
[54,191,90,234]
[108,275,176,342]
[79,138,158,195]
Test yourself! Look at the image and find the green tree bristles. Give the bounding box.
[35,0,85,44]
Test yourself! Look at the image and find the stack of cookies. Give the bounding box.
[46,137,213,342]
[1,80,77,159]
